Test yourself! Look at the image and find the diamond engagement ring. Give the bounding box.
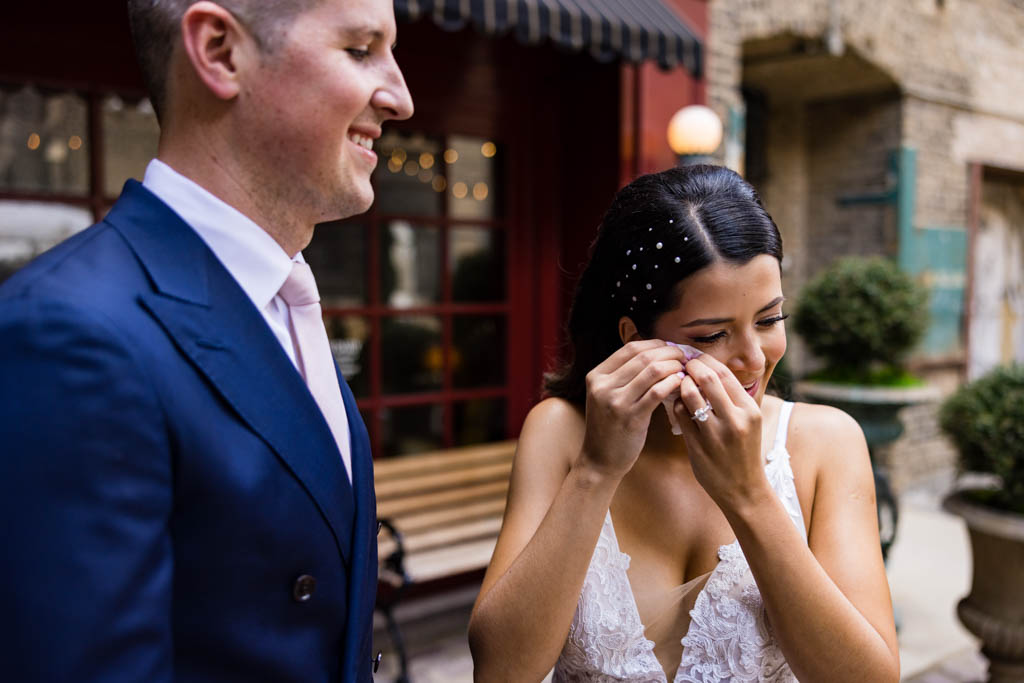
[691,403,713,422]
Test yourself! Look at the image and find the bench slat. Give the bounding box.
[386,498,506,535]
[373,440,516,481]
[375,461,512,500]
[376,479,509,519]
[378,516,504,558]
[402,537,498,583]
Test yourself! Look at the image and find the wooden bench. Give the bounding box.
[374,440,516,681]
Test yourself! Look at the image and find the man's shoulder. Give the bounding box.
[1,220,142,308]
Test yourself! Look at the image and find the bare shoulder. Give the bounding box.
[788,401,872,483]
[516,397,586,471]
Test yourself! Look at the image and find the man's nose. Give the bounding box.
[374,57,414,121]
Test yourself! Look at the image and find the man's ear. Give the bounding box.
[618,316,642,345]
[179,1,251,102]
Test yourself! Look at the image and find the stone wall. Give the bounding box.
[705,0,1024,489]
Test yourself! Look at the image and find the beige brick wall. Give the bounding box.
[706,0,1024,488]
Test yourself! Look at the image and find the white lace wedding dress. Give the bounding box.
[553,402,804,682]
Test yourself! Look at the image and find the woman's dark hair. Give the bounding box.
[544,165,783,405]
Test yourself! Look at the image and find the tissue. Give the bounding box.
[663,342,702,435]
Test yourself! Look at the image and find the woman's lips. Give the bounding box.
[745,380,759,397]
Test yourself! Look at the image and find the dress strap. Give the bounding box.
[772,401,795,452]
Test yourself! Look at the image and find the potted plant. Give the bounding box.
[940,363,1024,683]
[792,256,937,556]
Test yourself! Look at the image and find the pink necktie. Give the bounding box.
[279,262,352,481]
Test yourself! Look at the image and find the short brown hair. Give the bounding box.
[126,0,318,121]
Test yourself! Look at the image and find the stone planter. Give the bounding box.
[792,381,941,447]
[943,492,1024,683]
[793,381,941,559]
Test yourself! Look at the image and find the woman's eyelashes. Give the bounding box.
[346,47,371,61]
[688,313,788,345]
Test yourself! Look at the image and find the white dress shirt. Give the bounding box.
[142,160,352,477]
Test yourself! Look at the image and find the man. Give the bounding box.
[0,0,412,680]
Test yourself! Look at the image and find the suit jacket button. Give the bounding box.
[292,574,317,603]
[373,651,382,673]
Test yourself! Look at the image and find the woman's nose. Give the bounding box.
[728,332,766,375]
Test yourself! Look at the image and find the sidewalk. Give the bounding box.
[372,476,988,682]
[887,478,987,682]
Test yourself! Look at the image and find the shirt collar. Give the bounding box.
[141,159,298,311]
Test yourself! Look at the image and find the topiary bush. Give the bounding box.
[793,256,929,383]
[939,364,1024,515]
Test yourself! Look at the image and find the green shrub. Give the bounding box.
[939,364,1024,514]
[793,257,928,382]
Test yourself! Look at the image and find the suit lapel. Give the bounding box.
[107,181,356,567]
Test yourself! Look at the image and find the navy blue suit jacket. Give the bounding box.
[0,181,378,681]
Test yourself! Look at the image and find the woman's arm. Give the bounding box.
[468,340,685,682]
[675,357,899,683]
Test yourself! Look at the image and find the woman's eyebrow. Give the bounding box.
[680,296,785,327]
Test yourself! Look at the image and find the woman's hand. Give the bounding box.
[672,353,771,511]
[579,340,685,479]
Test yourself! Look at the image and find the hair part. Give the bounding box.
[544,165,783,405]
[126,0,320,121]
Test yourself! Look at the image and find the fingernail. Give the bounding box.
[677,371,686,379]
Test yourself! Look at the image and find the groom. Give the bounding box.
[0,0,411,680]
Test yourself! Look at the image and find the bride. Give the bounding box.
[467,165,899,682]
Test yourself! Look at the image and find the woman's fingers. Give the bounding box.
[633,365,684,413]
[687,353,757,411]
[592,339,675,378]
[607,344,685,389]
[621,358,685,405]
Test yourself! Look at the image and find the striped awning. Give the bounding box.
[394,0,703,76]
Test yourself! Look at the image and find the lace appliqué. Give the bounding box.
[553,514,663,682]
[675,447,803,683]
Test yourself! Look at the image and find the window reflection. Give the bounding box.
[308,220,367,307]
[0,85,89,195]
[324,315,370,398]
[380,403,444,456]
[380,220,440,307]
[373,130,444,216]
[453,315,506,388]
[102,96,159,196]
[453,398,506,447]
[450,226,505,302]
[380,315,443,394]
[448,135,500,220]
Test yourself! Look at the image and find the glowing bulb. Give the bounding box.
[387,157,402,173]
[27,133,40,150]
[404,160,419,175]
[667,105,723,156]
[432,176,447,192]
[68,135,83,151]
[392,147,407,163]
[419,153,435,169]
[444,149,459,164]
[481,141,496,158]
[472,182,488,200]
[452,182,468,199]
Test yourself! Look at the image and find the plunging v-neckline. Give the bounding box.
[605,511,737,683]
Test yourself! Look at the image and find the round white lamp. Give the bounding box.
[667,104,723,165]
